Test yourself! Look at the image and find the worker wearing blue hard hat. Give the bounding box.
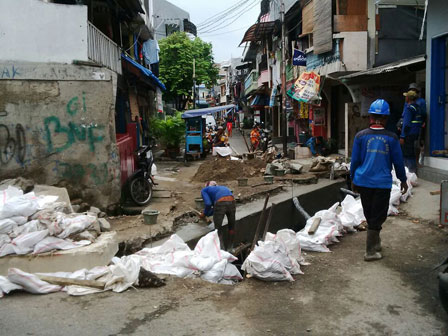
[351,99,408,261]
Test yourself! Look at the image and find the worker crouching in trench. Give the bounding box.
[200,181,236,251]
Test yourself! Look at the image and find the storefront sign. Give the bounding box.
[293,49,307,66]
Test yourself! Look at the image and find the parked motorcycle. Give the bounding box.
[127,143,157,206]
[259,127,272,152]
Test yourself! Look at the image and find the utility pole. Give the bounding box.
[193,58,196,109]
[280,0,287,156]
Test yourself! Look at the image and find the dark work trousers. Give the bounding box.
[213,201,236,250]
[402,134,418,173]
[357,186,391,232]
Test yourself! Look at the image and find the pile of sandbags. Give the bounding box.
[0,185,109,257]
[0,230,242,298]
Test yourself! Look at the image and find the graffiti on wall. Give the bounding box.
[44,93,105,153]
[0,65,20,79]
[0,123,26,166]
[52,160,111,186]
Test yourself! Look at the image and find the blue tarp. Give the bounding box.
[121,53,166,91]
[181,104,236,119]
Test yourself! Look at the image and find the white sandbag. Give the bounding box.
[8,230,49,255]
[36,195,59,210]
[221,262,243,283]
[11,220,44,238]
[0,194,38,219]
[0,218,17,234]
[265,229,305,273]
[10,216,28,225]
[0,234,11,248]
[242,240,294,282]
[0,275,22,298]
[33,236,91,254]
[400,181,413,202]
[339,195,365,231]
[194,230,237,262]
[407,171,418,187]
[389,185,402,206]
[0,186,23,209]
[105,255,141,293]
[201,259,227,283]
[57,215,96,239]
[297,204,342,252]
[7,268,61,294]
[388,204,399,216]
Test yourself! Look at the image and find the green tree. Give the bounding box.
[159,32,219,110]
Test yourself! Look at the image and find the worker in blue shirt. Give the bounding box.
[351,99,408,261]
[200,181,236,251]
[400,90,424,173]
[305,136,325,156]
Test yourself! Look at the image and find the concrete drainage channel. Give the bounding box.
[145,181,346,260]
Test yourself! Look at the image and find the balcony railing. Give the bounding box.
[244,70,259,95]
[87,21,122,74]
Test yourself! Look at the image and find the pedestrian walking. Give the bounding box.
[226,113,233,137]
[250,123,260,151]
[200,181,236,251]
[351,99,408,261]
[400,90,424,173]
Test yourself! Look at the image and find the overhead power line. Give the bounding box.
[196,0,248,27]
[199,0,260,34]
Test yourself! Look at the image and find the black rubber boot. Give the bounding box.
[364,230,383,261]
[375,234,382,252]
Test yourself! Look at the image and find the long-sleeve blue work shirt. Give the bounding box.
[401,99,426,138]
[201,186,233,216]
[351,128,407,189]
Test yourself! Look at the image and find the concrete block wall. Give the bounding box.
[0,62,121,208]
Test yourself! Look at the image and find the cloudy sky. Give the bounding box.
[166,0,261,63]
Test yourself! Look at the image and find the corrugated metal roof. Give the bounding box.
[239,21,277,46]
[338,55,425,80]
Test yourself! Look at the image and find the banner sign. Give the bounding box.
[293,49,307,66]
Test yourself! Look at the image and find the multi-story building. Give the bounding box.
[153,0,197,41]
[0,0,166,208]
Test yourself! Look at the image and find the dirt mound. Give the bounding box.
[193,158,265,182]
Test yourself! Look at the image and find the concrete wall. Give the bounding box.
[0,61,120,209]
[0,0,88,64]
[335,32,369,71]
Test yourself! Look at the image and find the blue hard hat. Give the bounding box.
[368,99,390,115]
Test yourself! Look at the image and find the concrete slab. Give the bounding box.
[0,232,118,276]
[33,185,74,213]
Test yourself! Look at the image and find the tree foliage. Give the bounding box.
[159,32,219,109]
[150,112,185,149]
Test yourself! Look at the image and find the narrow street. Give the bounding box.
[1,1,448,335]
[1,179,447,335]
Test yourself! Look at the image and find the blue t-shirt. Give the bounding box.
[201,186,233,216]
[351,128,406,189]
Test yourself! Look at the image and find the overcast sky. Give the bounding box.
[166,0,261,63]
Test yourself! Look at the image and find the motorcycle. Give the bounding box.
[259,128,272,153]
[126,143,157,206]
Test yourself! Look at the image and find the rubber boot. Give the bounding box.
[364,230,383,261]
[375,234,382,252]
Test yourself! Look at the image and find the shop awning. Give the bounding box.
[239,21,277,46]
[181,105,235,119]
[121,53,166,91]
[338,55,425,80]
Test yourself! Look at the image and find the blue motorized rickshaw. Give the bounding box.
[181,104,235,159]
